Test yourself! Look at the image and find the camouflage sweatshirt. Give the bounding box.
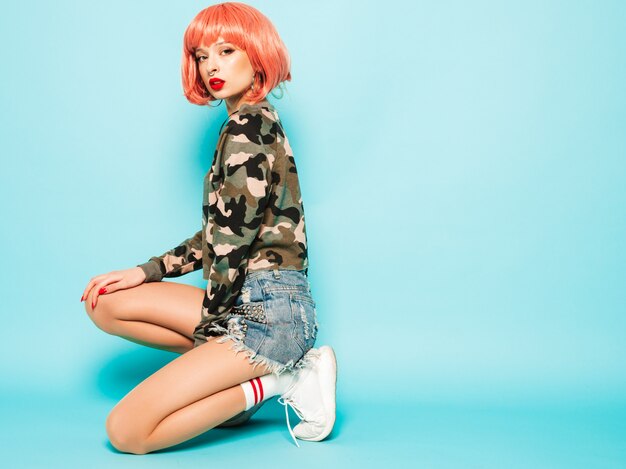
[137,99,309,345]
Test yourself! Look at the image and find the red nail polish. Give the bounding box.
[80,295,84,302]
[99,287,107,294]
[92,302,95,309]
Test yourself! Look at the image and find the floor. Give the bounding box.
[2,389,625,468]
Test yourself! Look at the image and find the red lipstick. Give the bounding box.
[209,78,225,90]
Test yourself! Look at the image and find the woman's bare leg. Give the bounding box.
[84,281,264,429]
[84,282,203,354]
[105,337,273,454]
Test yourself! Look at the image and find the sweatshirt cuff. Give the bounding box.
[137,260,163,283]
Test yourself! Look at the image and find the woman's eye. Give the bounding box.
[195,49,232,62]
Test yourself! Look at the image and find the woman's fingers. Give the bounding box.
[91,278,117,309]
[81,275,106,303]
[82,268,145,308]
[84,274,123,309]
[91,283,106,309]
[91,286,101,309]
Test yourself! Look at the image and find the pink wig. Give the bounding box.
[182,2,291,106]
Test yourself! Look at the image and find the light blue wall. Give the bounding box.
[1,0,625,406]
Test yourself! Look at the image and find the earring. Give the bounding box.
[208,99,223,108]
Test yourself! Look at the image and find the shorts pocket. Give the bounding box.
[289,293,318,354]
[229,301,268,353]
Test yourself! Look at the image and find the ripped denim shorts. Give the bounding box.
[204,269,319,376]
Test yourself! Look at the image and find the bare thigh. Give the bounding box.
[85,282,203,343]
[106,336,272,454]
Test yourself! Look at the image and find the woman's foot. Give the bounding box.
[278,345,337,445]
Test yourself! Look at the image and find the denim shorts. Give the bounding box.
[205,269,319,376]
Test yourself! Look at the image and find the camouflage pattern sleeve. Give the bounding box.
[196,115,274,336]
[137,229,203,282]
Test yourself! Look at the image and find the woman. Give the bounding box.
[81,2,337,454]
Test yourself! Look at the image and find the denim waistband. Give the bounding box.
[244,268,308,281]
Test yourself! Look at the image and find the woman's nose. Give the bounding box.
[206,58,218,76]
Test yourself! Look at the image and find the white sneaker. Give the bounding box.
[293,346,337,441]
[278,346,337,446]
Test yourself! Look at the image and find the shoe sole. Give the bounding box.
[299,345,337,441]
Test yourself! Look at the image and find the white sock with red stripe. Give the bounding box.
[240,373,295,410]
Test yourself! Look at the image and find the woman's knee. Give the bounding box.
[84,290,119,334]
[106,407,149,455]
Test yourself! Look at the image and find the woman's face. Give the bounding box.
[195,36,255,112]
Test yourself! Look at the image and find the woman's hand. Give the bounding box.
[80,267,147,309]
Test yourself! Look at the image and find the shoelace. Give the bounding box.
[277,395,305,448]
[277,349,322,448]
